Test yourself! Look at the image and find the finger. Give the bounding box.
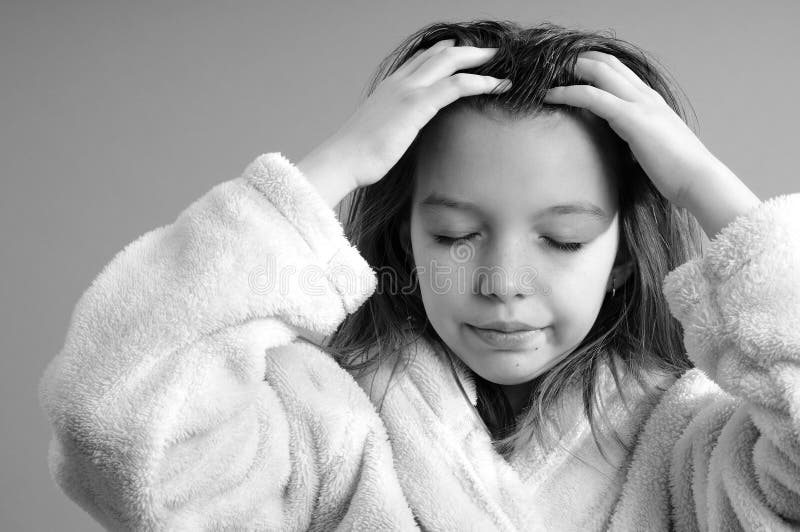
[572,57,641,102]
[543,84,626,121]
[408,45,500,88]
[579,51,653,93]
[423,73,511,114]
[390,38,457,80]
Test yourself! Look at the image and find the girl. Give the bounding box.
[38,19,799,531]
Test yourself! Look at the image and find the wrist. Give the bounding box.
[295,148,358,209]
[681,158,760,239]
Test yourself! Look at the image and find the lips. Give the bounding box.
[473,320,540,333]
[467,324,546,350]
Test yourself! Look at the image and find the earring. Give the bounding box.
[611,276,616,298]
[405,313,418,333]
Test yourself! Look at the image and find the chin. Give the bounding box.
[485,375,534,386]
[472,362,543,385]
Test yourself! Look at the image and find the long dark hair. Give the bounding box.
[317,19,705,461]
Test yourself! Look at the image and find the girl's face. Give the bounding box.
[408,107,624,386]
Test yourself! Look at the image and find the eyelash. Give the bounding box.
[432,234,584,253]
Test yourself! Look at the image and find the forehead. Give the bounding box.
[412,107,620,221]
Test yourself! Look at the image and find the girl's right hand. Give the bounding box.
[300,38,511,193]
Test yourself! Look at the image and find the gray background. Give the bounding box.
[2,0,798,530]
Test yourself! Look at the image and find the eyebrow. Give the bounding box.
[420,193,609,220]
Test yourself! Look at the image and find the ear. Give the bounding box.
[608,241,634,293]
[608,260,635,292]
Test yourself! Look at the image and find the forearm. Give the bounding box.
[38,152,380,528]
[661,191,800,528]
[296,147,359,209]
[681,156,761,240]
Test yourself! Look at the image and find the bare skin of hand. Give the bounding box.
[544,51,760,238]
[297,38,512,208]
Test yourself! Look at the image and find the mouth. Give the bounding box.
[466,324,546,350]
[473,319,542,333]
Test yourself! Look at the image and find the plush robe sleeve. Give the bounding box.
[660,193,800,530]
[38,153,417,531]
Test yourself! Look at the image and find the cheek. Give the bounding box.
[415,251,468,308]
[412,247,475,337]
[557,250,610,295]
[546,236,619,325]
[549,265,607,319]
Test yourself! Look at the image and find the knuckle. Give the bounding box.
[607,54,624,67]
[450,73,473,87]
[402,89,427,107]
[594,61,614,76]
[407,94,438,121]
[441,46,460,59]
[641,103,662,120]
[646,86,665,103]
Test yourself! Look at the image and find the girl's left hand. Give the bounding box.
[543,51,719,210]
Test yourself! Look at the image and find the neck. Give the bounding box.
[501,382,535,418]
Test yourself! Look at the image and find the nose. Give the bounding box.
[477,237,541,302]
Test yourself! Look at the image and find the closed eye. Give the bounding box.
[433,234,583,253]
[432,233,479,245]
[541,237,583,253]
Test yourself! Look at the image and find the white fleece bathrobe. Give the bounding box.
[38,152,800,531]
